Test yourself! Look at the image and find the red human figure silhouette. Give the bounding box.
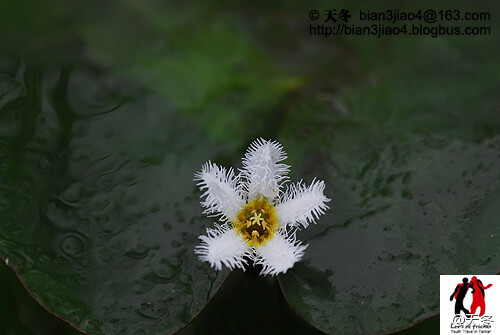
[469,276,493,316]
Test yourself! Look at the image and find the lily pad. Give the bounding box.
[279,136,499,334]
[277,36,499,334]
[0,59,229,334]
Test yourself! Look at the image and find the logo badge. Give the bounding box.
[440,275,498,334]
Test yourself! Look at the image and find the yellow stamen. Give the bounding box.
[233,196,278,247]
[250,212,265,226]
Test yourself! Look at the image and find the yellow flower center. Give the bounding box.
[233,197,278,247]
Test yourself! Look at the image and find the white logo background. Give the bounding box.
[440,275,499,334]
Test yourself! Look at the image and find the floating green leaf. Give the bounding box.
[0,60,229,335]
[277,36,499,334]
[279,136,499,334]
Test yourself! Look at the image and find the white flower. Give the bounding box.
[194,138,330,276]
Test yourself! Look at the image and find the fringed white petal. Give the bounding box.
[194,161,245,222]
[276,179,330,229]
[241,138,290,201]
[195,225,250,271]
[253,231,307,276]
